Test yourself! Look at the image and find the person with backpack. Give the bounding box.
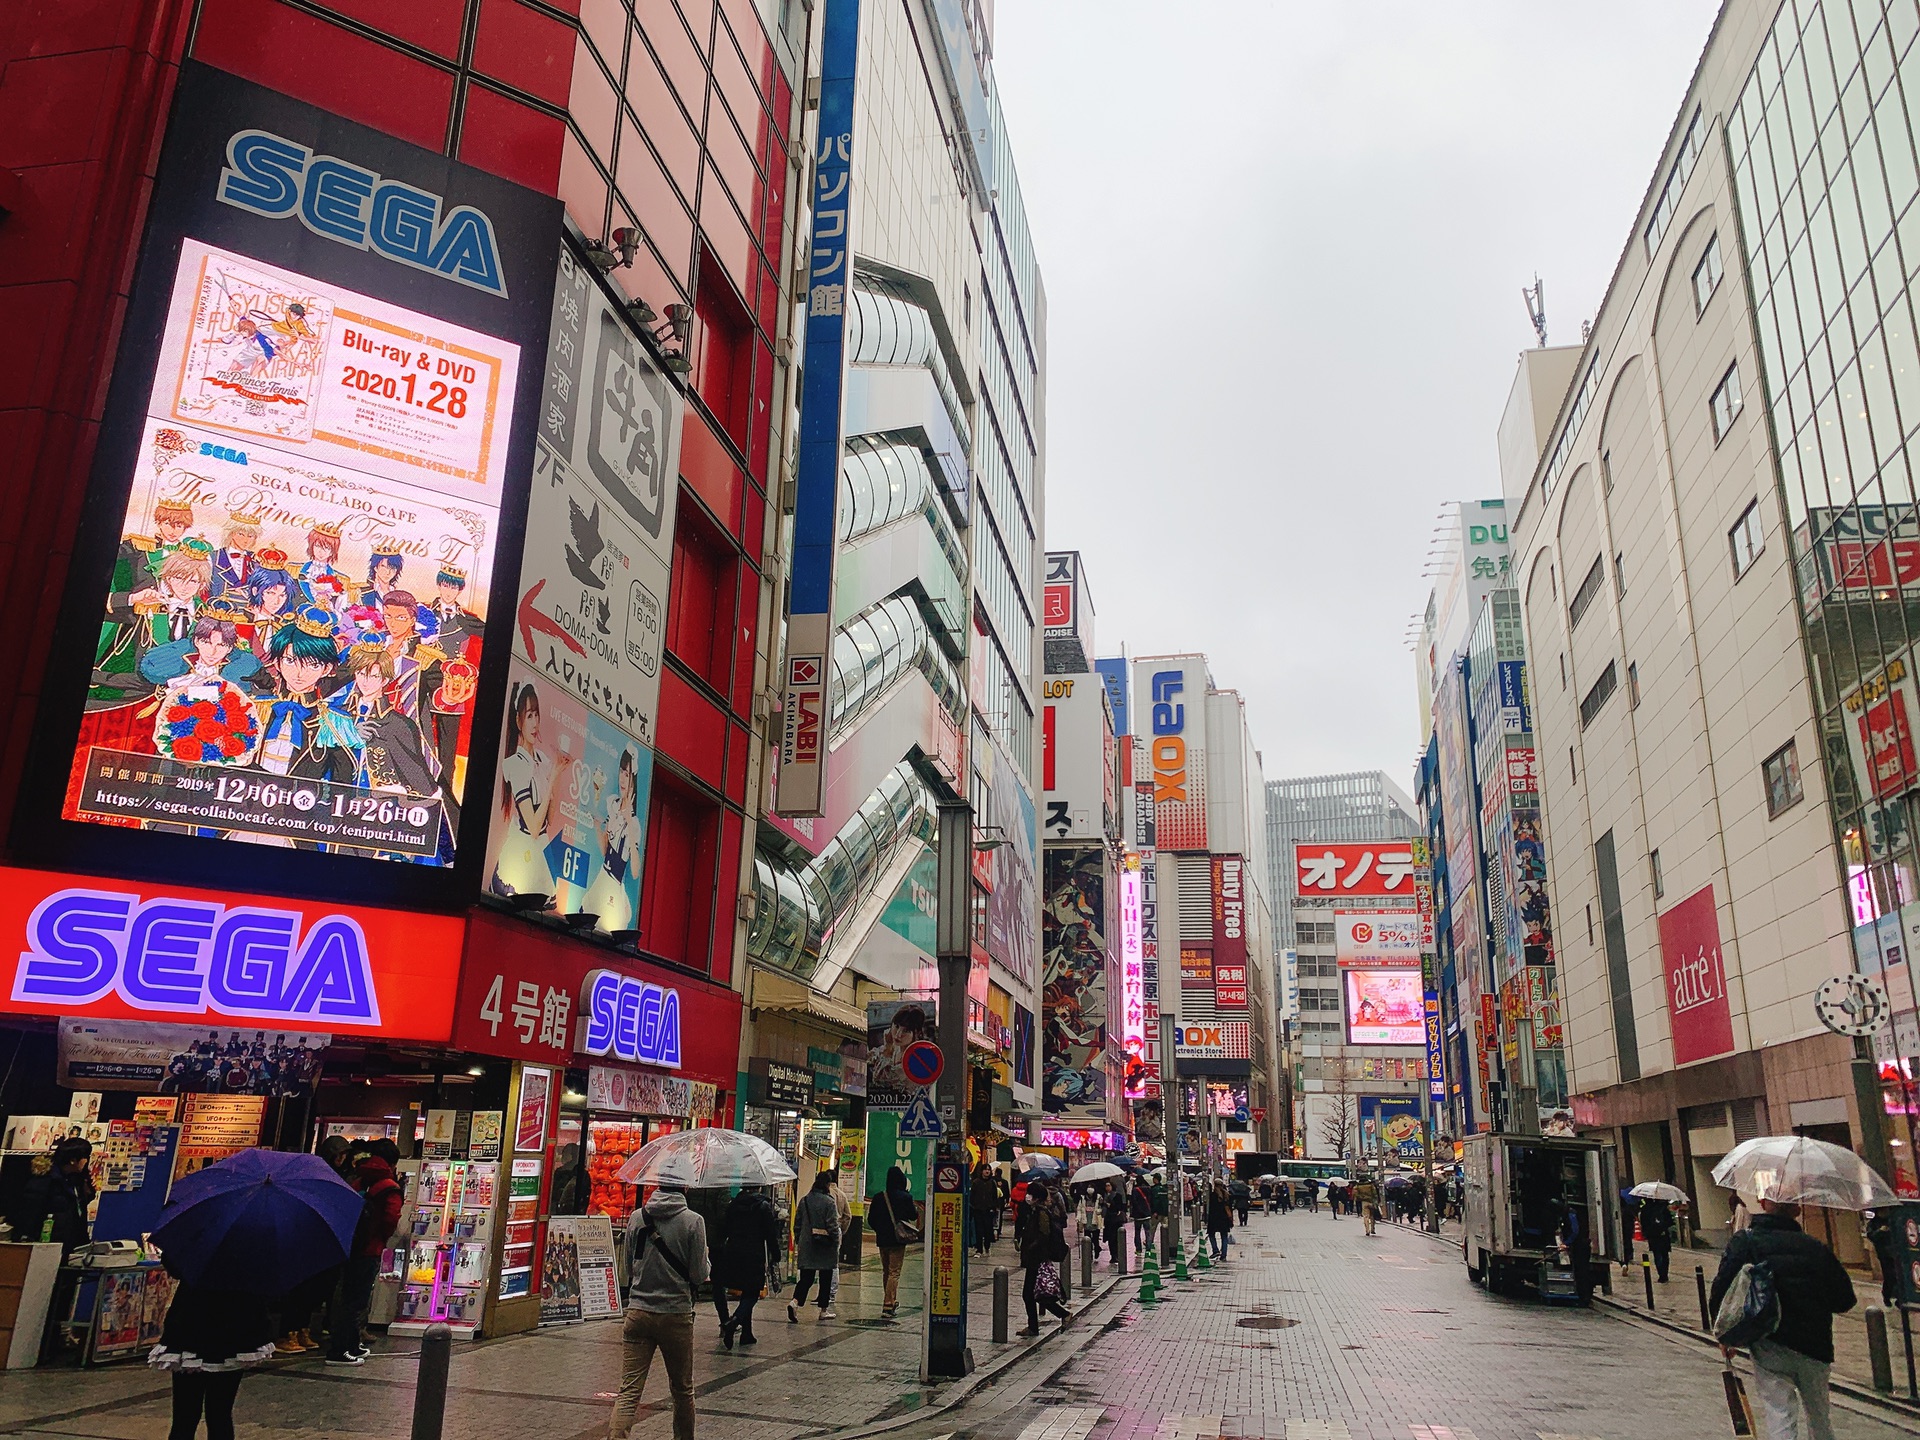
[1710,1197,1857,1440]
[610,1185,709,1440]
[713,1184,781,1348]
[867,1166,919,1318]
[1017,1179,1071,1335]
[790,1172,842,1322]
[326,1145,402,1365]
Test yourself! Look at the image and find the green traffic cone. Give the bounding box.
[1194,1235,1212,1270]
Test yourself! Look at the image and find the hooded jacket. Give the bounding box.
[715,1187,784,1289]
[626,1189,711,1313]
[1709,1211,1857,1363]
[351,1157,404,1260]
[867,1166,919,1249]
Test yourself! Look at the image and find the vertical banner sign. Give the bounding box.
[1139,850,1160,1097]
[1657,884,1737,1066]
[922,1155,968,1380]
[777,0,861,816]
[1211,855,1248,1008]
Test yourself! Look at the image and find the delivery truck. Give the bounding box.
[1461,1131,1620,1299]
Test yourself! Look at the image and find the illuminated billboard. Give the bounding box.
[1334,911,1421,968]
[1345,969,1425,1046]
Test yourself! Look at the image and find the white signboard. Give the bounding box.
[1042,674,1107,842]
[1334,911,1422,968]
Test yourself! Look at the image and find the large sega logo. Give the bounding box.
[14,888,380,1023]
[581,968,682,1068]
[217,129,507,298]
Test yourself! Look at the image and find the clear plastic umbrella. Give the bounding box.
[615,1128,797,1188]
[1710,1136,1896,1210]
[1628,1180,1691,1204]
[1069,1161,1125,1184]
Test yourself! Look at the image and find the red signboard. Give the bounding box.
[1859,690,1920,798]
[1657,885,1736,1067]
[0,865,463,1041]
[1042,582,1074,629]
[453,909,741,1085]
[1294,842,1418,899]
[1212,855,1248,1009]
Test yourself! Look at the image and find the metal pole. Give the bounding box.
[1869,1306,1895,1392]
[926,800,974,1380]
[1903,1305,1916,1398]
[1695,1265,1710,1331]
[991,1267,1009,1344]
[1641,1256,1655,1309]
[1081,1232,1094,1291]
[410,1323,452,1440]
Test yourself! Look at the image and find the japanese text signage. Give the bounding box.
[777,0,861,817]
[1119,867,1147,1096]
[1294,842,1417,899]
[1333,911,1421,968]
[50,63,558,870]
[3,865,460,1040]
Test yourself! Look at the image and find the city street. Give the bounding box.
[8,1210,1920,1440]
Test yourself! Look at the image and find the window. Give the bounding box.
[1614,551,1626,598]
[1729,499,1764,578]
[1711,362,1744,442]
[1568,555,1606,627]
[1569,746,1578,784]
[1651,848,1665,900]
[1645,106,1706,258]
[1586,903,1595,945]
[1559,652,1568,690]
[1763,740,1804,818]
[1579,661,1619,728]
[1627,661,1641,709]
[1693,233,1724,315]
[666,495,740,692]
[1601,450,1614,493]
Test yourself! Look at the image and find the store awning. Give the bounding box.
[749,969,868,1037]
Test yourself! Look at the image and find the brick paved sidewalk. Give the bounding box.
[0,1228,1133,1440]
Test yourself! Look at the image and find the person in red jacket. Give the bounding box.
[327,1145,404,1365]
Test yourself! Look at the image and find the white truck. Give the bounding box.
[1461,1132,1621,1299]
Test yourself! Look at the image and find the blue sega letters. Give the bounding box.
[14,888,381,1024]
[218,129,508,298]
[580,968,681,1067]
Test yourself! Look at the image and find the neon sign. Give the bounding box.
[580,968,682,1068]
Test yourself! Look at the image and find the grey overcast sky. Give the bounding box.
[992,1,1723,789]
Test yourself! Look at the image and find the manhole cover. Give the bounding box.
[1235,1316,1299,1329]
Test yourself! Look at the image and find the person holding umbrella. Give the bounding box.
[148,1148,361,1440]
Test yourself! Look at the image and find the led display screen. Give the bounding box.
[1344,969,1426,1046]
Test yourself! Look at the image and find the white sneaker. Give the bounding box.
[818,1306,836,1319]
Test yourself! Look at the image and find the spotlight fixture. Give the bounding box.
[507,892,553,913]
[466,1065,485,1078]
[611,928,643,949]
[583,240,619,272]
[563,912,601,931]
[650,302,693,373]
[608,226,643,269]
[627,297,657,326]
[973,825,1008,853]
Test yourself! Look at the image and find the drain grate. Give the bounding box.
[1235,1315,1299,1329]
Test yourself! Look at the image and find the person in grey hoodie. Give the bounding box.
[610,1186,709,1440]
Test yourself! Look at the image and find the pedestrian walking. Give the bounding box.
[867,1165,920,1318]
[1353,1175,1380,1237]
[790,1172,842,1322]
[1018,1180,1071,1335]
[1205,1180,1232,1259]
[151,1269,275,1440]
[1100,1182,1127,1268]
[1640,1196,1677,1284]
[996,1172,1011,1241]
[1710,1197,1856,1440]
[1230,1176,1251,1227]
[1559,1197,1594,1304]
[713,1183,781,1348]
[1305,1177,1320,1214]
[1129,1176,1153,1253]
[1868,1209,1900,1307]
[610,1185,709,1440]
[970,1162,999,1256]
[325,1144,402,1365]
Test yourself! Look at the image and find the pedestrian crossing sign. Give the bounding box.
[899,1090,944,1138]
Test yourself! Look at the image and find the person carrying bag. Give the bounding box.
[867,1166,920,1318]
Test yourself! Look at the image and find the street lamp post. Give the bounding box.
[925,800,975,1380]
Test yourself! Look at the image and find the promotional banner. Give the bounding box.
[1334,911,1422,968]
[1041,674,1108,843]
[1133,659,1208,850]
[2,864,461,1039]
[866,998,937,1110]
[1844,656,1920,800]
[1042,847,1109,1118]
[986,736,1038,986]
[57,1019,327,1096]
[1296,842,1419,900]
[1119,866,1147,1098]
[1211,855,1248,1009]
[1360,1096,1424,1157]
[1344,970,1426,1046]
[46,63,561,878]
[1658,884,1737,1066]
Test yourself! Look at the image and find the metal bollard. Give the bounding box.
[1061,1242,1071,1302]
[410,1322,452,1440]
[992,1267,1010,1344]
[1869,1306,1895,1393]
[1695,1265,1710,1331]
[1598,1263,1611,1297]
[1117,1226,1129,1276]
[1641,1256,1655,1309]
[1081,1233,1094,1291]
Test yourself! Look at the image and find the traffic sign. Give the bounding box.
[1234,1105,1249,1124]
[901,1039,945,1087]
[899,1091,945,1138]
[1251,1107,1267,1124]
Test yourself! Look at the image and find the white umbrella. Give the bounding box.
[1628,1180,1691,1204]
[1710,1136,1897,1211]
[1069,1161,1125,1184]
[615,1128,797,1188]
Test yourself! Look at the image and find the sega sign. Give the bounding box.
[580,968,683,1068]
[219,130,507,296]
[0,867,461,1039]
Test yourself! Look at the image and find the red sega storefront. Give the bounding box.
[0,865,740,1341]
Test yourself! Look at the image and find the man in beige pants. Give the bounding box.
[610,1186,709,1440]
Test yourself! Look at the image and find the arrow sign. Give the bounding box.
[517,578,587,661]
[899,1090,944,1138]
[901,1039,944,1087]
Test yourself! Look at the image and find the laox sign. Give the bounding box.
[580,968,683,1068]
[1150,671,1187,800]
[15,889,381,1023]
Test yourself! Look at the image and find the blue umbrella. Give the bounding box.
[152,1149,361,1292]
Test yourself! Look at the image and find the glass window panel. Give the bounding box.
[1846,67,1875,142]
[1891,0,1920,60]
[1753,110,1780,211]
[1819,385,1850,504]
[1860,134,1899,251]
[1863,325,1904,462]
[1811,201,1850,317]
[1761,26,1785,94]
[1835,165,1873,280]
[1790,47,1820,159]
[1841,361,1877,493]
[1824,109,1853,182]
[1809,14,1842,120]
[1875,228,1908,320]
[1868,24,1899,99]
[1885,293,1920,436]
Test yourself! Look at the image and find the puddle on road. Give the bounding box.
[1235,1316,1300,1329]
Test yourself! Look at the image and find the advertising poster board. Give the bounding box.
[1657,885,1737,1066]
[57,1020,328,1096]
[1344,970,1426,1046]
[1211,855,1248,1009]
[866,999,937,1110]
[1333,911,1422,968]
[21,61,560,906]
[541,1214,617,1323]
[1041,847,1109,1118]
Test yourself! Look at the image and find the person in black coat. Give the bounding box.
[1639,1197,1677,1283]
[1205,1181,1233,1259]
[1017,1180,1071,1334]
[8,1139,95,1254]
[712,1186,782,1348]
[970,1164,999,1256]
[1709,1198,1857,1439]
[150,1272,275,1440]
[1099,1183,1128,1269]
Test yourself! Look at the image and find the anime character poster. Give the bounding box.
[1042,846,1110,1120]
[64,239,517,864]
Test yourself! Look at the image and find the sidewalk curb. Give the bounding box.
[824,1267,1137,1438]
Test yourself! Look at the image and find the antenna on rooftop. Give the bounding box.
[1522,275,1548,348]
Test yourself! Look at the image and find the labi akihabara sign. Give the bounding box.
[38,62,559,878]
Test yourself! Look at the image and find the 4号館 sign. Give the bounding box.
[2,865,462,1040]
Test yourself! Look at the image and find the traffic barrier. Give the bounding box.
[1869,1306,1895,1393]
[410,1323,452,1440]
[992,1267,1009,1343]
[1641,1256,1655,1309]
[1138,1243,1160,1305]
[1169,1224,1189,1281]
[1081,1233,1095,1291]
